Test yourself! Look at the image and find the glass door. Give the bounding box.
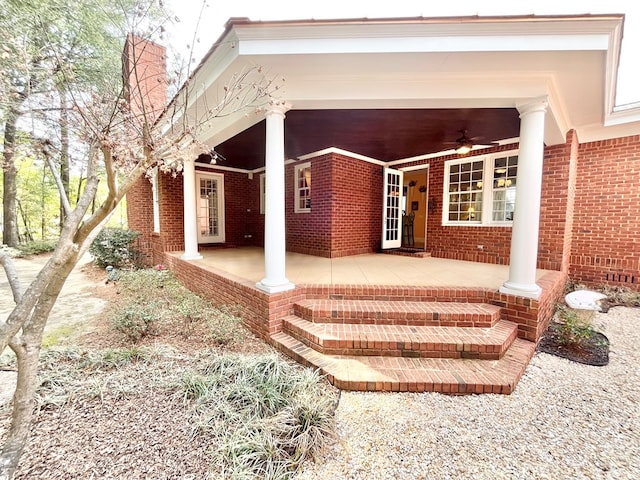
[196,172,225,243]
[381,167,403,249]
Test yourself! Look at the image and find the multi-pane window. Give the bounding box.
[294,162,311,213]
[447,160,484,222]
[444,152,518,225]
[492,155,518,221]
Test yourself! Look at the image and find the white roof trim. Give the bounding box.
[297,147,386,165]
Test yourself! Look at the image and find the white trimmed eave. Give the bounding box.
[181,15,625,150]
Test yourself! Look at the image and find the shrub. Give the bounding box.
[112,302,161,342]
[89,227,141,268]
[182,354,337,479]
[554,304,597,346]
[15,239,58,257]
[108,268,245,346]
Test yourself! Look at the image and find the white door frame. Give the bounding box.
[399,164,430,250]
[381,167,404,249]
[195,171,225,244]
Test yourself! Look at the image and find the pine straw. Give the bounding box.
[1,346,213,479]
[1,268,337,479]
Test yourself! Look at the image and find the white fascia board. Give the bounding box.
[603,20,624,121]
[176,33,240,118]
[297,147,385,165]
[236,34,609,57]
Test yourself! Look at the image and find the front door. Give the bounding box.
[196,172,225,243]
[381,167,404,249]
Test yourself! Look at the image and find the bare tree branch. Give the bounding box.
[0,250,23,304]
[40,142,72,219]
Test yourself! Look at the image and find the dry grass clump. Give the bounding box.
[181,354,338,479]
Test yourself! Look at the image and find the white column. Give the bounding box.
[256,103,295,293]
[500,98,548,299]
[182,155,202,260]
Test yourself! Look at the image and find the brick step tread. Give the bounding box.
[272,332,535,394]
[294,299,501,327]
[282,316,517,359]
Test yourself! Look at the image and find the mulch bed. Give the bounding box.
[537,322,610,366]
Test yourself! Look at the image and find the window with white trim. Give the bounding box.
[491,154,518,222]
[259,173,266,215]
[151,168,160,232]
[443,152,518,225]
[294,162,311,213]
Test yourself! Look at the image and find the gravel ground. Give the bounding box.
[296,307,640,480]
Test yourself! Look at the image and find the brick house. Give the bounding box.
[126,15,639,393]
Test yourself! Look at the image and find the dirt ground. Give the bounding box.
[1,254,109,406]
[0,254,273,479]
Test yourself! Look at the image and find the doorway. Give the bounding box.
[401,167,429,250]
[196,172,226,244]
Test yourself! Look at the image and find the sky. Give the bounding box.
[165,0,639,106]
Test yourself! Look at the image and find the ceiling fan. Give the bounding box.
[444,129,494,154]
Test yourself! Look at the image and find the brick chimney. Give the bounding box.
[122,34,168,266]
[122,33,167,123]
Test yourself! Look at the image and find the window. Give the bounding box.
[492,155,518,222]
[259,174,266,214]
[443,152,518,225]
[151,168,160,232]
[294,162,311,213]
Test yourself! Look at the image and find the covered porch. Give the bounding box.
[141,15,624,393]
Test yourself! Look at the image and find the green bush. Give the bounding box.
[15,239,58,257]
[554,304,597,346]
[89,227,142,268]
[108,268,244,345]
[112,302,161,342]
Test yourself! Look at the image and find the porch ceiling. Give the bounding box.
[204,108,522,171]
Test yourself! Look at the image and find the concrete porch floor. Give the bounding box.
[182,246,550,289]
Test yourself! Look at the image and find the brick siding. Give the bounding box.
[570,134,640,288]
[285,153,383,257]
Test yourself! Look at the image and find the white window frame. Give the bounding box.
[442,150,518,226]
[195,172,226,243]
[151,168,160,233]
[294,162,311,213]
[259,173,266,215]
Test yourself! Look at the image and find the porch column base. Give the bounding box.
[256,280,296,294]
[181,252,203,261]
[500,281,542,299]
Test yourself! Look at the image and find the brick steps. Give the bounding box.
[272,332,536,394]
[295,299,501,327]
[282,315,518,360]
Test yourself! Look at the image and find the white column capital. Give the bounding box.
[516,97,549,117]
[264,101,292,118]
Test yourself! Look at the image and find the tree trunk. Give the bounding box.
[0,245,81,480]
[59,88,70,230]
[16,200,33,243]
[0,340,41,480]
[2,109,20,247]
